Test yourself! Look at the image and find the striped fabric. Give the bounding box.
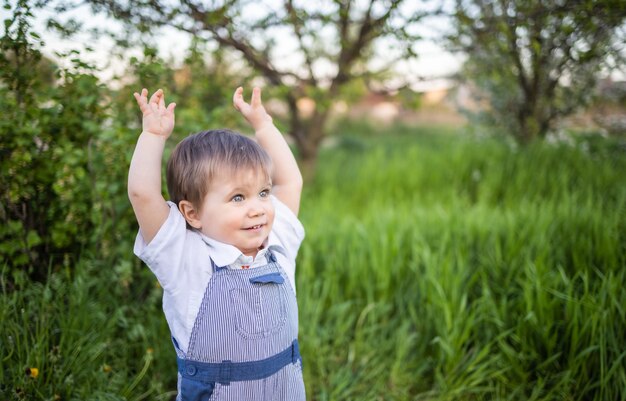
[176,252,305,401]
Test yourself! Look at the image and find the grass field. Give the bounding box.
[1,126,625,400]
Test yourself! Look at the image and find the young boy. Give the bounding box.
[128,87,305,401]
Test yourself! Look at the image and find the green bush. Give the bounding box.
[0,2,243,281]
[0,1,110,278]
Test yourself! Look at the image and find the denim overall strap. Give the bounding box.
[177,339,301,385]
[177,250,304,401]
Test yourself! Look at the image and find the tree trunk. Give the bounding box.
[286,98,329,182]
[517,84,543,143]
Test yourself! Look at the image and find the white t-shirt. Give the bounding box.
[133,195,305,354]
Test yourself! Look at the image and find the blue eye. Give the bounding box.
[259,189,270,198]
[232,194,244,202]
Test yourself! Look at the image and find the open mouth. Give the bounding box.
[244,224,264,230]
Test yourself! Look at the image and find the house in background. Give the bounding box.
[340,79,468,127]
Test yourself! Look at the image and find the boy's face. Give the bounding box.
[194,167,275,257]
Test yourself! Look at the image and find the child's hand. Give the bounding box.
[133,88,176,138]
[233,87,273,131]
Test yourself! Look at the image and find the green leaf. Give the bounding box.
[26,230,41,247]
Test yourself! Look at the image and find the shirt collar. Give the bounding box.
[199,230,284,270]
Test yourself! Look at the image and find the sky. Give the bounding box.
[9,1,464,91]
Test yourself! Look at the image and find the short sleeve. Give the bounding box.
[270,195,305,263]
[133,201,190,291]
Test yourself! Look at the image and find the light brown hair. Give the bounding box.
[166,129,272,209]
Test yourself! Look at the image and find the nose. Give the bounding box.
[247,198,266,217]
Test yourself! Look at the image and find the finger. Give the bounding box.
[232,87,242,103]
[134,88,147,104]
[134,91,149,112]
[251,87,262,108]
[232,86,244,110]
[159,91,166,111]
[166,102,176,115]
[149,89,162,105]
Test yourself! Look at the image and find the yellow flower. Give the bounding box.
[25,367,39,378]
[102,364,112,373]
[146,348,154,354]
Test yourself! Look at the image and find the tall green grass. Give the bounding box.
[0,259,175,400]
[297,130,626,400]
[1,128,624,400]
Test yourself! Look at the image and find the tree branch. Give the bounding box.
[285,0,317,84]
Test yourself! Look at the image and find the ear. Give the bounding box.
[178,200,202,229]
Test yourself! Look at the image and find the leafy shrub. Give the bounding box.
[0,1,110,279]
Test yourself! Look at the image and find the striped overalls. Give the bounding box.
[175,251,306,401]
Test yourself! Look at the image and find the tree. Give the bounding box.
[86,0,425,171]
[448,0,626,142]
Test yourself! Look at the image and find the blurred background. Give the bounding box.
[1,0,625,400]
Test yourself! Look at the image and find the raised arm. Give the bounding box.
[128,88,176,243]
[233,87,303,216]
